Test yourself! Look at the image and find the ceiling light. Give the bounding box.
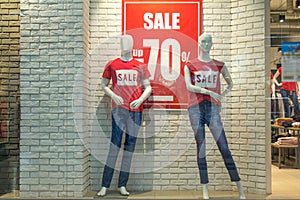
[297,0,300,8]
[279,14,285,22]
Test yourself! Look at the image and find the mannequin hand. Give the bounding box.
[221,88,230,98]
[278,83,282,87]
[130,98,143,109]
[111,94,124,105]
[272,93,275,99]
[209,91,223,102]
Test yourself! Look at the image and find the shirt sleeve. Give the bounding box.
[142,64,151,80]
[102,61,112,79]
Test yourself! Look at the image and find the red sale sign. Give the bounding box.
[122,0,202,109]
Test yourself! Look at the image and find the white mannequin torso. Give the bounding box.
[101,34,152,110]
[184,33,233,102]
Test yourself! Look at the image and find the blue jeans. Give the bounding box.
[188,100,240,184]
[280,89,300,118]
[101,107,142,188]
[271,94,278,121]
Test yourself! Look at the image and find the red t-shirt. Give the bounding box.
[186,58,223,108]
[102,58,151,112]
[278,67,297,91]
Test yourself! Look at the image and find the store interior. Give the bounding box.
[268,0,300,199]
[270,0,300,164]
[270,0,300,70]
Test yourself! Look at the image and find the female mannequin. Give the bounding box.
[273,66,300,118]
[184,33,245,199]
[97,34,152,197]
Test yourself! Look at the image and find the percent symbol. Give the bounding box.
[181,51,191,62]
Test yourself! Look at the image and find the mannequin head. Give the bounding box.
[198,33,212,62]
[120,34,133,62]
[198,33,212,53]
[120,34,133,53]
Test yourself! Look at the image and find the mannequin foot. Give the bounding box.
[236,181,246,199]
[118,186,130,196]
[240,195,246,199]
[96,187,107,197]
[202,183,209,199]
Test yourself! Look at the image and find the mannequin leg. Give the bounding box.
[236,181,246,199]
[290,91,300,115]
[209,119,241,183]
[100,109,126,190]
[99,108,127,196]
[207,104,245,199]
[117,111,142,196]
[202,183,209,199]
[280,90,290,117]
[188,103,210,199]
[96,187,107,197]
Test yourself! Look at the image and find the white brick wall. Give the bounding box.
[230,0,271,194]
[20,0,90,198]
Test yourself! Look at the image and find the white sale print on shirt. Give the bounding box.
[116,70,138,86]
[194,71,218,88]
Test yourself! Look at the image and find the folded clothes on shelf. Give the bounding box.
[275,137,298,145]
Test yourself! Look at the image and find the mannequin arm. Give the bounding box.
[273,70,282,87]
[130,79,152,109]
[101,78,124,105]
[220,65,233,97]
[184,65,222,101]
[271,79,276,99]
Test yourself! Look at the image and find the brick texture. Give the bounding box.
[19,0,90,198]
[0,0,20,194]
